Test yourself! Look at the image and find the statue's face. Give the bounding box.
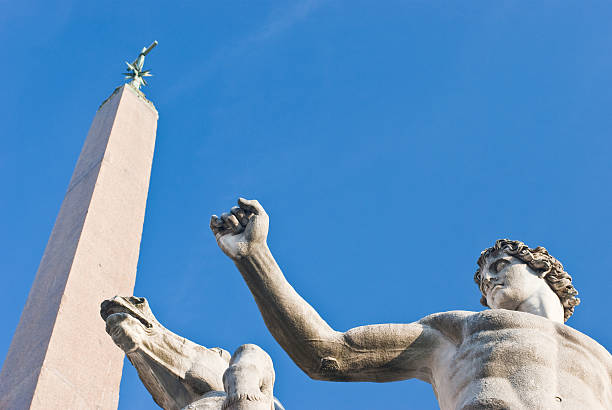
[105,312,148,353]
[101,296,157,354]
[480,252,546,311]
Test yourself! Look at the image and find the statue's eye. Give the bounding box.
[493,259,509,273]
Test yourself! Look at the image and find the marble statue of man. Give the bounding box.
[210,198,612,409]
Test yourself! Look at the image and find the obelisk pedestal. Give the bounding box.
[0,85,158,409]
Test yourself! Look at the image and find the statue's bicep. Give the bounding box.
[337,323,442,382]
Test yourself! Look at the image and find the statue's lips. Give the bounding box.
[100,299,152,328]
[485,283,504,297]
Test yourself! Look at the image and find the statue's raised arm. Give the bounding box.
[212,199,612,409]
[210,198,452,383]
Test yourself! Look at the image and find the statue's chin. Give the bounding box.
[488,287,522,311]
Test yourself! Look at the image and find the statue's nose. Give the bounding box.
[100,299,111,320]
[481,274,494,291]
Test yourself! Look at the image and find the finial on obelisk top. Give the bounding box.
[124,40,158,90]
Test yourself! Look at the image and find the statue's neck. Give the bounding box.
[127,332,201,410]
[516,286,564,323]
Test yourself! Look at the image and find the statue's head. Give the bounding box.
[474,239,580,322]
[100,296,159,353]
[100,296,233,410]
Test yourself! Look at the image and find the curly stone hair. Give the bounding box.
[474,239,580,322]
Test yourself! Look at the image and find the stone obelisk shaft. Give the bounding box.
[0,85,158,409]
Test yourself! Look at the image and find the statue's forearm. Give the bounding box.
[234,245,342,375]
[231,242,443,384]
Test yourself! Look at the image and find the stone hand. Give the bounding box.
[210,198,269,260]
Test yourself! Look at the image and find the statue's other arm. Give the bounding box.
[211,199,449,383]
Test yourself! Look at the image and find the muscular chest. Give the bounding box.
[424,311,558,384]
[450,324,558,386]
[432,311,611,409]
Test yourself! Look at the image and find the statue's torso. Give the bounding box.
[428,310,611,410]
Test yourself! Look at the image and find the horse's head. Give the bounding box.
[100,296,230,410]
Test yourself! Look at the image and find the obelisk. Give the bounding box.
[0,44,159,409]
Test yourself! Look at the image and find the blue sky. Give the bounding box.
[1,2,611,409]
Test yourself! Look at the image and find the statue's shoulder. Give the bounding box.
[420,310,477,345]
[556,321,612,363]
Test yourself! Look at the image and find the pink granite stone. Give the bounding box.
[0,85,158,410]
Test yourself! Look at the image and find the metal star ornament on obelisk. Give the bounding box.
[0,45,159,409]
[124,40,158,90]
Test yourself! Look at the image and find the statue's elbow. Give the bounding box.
[299,332,347,380]
[305,356,343,381]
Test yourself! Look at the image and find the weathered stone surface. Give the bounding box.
[0,84,157,410]
[101,296,284,410]
[211,198,612,409]
[222,344,276,410]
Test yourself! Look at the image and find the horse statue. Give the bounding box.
[100,296,284,410]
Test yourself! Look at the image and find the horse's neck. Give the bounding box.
[127,331,205,410]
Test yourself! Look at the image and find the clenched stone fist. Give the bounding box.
[210,198,269,260]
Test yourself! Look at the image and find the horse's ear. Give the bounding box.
[210,346,232,362]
